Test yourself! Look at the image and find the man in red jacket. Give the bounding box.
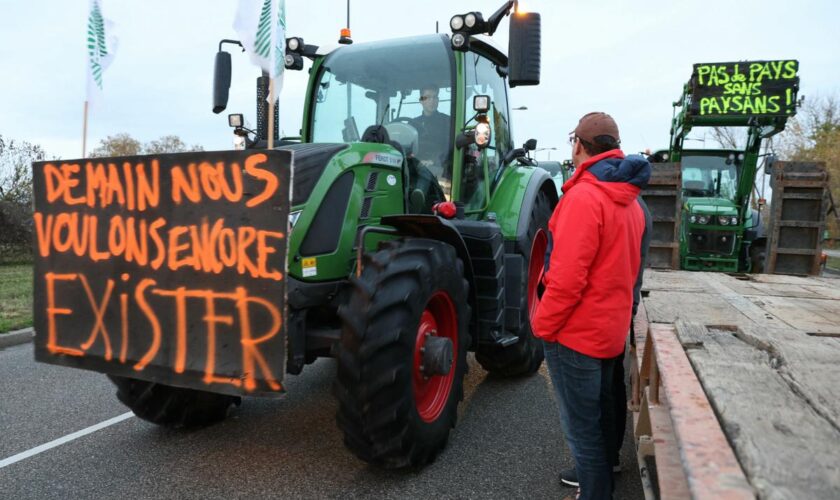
[532,112,650,500]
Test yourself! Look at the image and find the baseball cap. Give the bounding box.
[573,112,620,144]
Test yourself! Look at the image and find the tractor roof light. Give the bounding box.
[284,53,303,70]
[286,37,303,52]
[473,95,490,113]
[451,32,468,50]
[450,15,464,31]
[464,12,486,32]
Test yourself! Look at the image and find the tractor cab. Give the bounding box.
[303,33,518,215]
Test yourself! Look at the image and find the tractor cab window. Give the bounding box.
[462,52,513,211]
[310,35,456,210]
[681,155,739,200]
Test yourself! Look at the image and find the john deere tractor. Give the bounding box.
[653,60,800,272]
[55,2,554,469]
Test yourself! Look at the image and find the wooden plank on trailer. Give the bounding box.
[646,391,691,500]
[739,325,840,427]
[649,323,754,499]
[743,295,840,335]
[644,290,749,325]
[677,322,840,498]
[699,273,785,328]
[721,280,827,300]
[641,270,710,293]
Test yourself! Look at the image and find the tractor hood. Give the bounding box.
[279,143,349,207]
[684,197,737,216]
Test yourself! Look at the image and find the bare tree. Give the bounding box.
[90,133,142,157]
[90,133,204,157]
[143,135,204,154]
[711,127,746,149]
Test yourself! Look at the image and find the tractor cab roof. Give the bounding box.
[318,34,454,91]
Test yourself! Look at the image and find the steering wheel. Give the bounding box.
[392,116,415,125]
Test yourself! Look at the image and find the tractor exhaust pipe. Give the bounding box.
[256,74,279,144]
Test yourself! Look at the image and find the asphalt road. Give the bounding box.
[0,342,644,499]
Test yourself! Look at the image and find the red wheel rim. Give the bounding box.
[528,229,548,320]
[413,291,458,423]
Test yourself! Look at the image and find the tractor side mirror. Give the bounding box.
[524,138,537,151]
[213,50,232,114]
[508,12,541,87]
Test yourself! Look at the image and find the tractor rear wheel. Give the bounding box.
[476,189,552,376]
[335,238,470,468]
[109,375,240,428]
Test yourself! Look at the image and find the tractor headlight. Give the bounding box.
[690,215,697,224]
[719,215,729,225]
[697,215,709,225]
[730,216,738,225]
[287,37,301,52]
[450,15,464,31]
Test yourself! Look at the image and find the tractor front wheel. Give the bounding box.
[108,376,240,428]
[335,238,470,468]
[476,189,552,376]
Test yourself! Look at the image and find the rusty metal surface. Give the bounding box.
[642,163,682,269]
[648,323,754,499]
[767,161,829,276]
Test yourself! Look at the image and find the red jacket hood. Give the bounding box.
[562,149,646,206]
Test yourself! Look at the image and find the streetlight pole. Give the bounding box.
[535,147,558,161]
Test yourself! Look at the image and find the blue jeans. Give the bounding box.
[543,341,616,500]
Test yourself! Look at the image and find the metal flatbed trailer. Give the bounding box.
[630,269,840,499]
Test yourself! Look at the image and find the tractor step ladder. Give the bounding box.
[641,163,682,269]
[766,161,829,275]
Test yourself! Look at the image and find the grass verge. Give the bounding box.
[0,264,33,333]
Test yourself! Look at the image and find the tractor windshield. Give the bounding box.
[311,35,456,197]
[681,154,739,201]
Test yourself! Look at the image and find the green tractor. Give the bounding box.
[126,2,553,468]
[652,60,800,272]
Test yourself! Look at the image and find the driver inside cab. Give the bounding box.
[410,85,450,178]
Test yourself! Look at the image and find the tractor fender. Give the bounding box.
[486,167,558,248]
[379,214,479,342]
[514,169,559,252]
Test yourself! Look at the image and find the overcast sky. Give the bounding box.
[1,0,838,161]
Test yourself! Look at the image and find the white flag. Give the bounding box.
[85,0,117,106]
[234,0,286,96]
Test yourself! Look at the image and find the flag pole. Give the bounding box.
[267,78,276,149]
[82,100,89,157]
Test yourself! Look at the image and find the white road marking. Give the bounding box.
[0,412,135,469]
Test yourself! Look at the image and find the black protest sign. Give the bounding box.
[689,60,799,117]
[31,150,291,396]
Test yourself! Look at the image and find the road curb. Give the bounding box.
[0,327,35,349]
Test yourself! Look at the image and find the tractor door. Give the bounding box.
[461,51,513,214]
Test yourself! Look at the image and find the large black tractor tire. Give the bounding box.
[335,238,470,468]
[476,189,552,377]
[109,375,240,428]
